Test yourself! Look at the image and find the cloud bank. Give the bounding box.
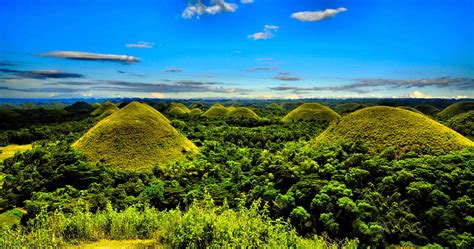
[0,68,83,79]
[291,8,347,22]
[39,51,141,64]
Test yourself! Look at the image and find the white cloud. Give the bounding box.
[182,0,237,19]
[39,51,141,64]
[241,0,253,4]
[126,41,154,49]
[248,25,279,40]
[403,91,469,99]
[291,7,347,22]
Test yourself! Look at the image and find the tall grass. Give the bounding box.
[0,198,358,248]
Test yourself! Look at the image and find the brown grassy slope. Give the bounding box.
[73,101,196,171]
[314,106,473,156]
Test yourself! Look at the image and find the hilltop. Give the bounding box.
[397,106,424,115]
[189,108,203,116]
[90,101,119,117]
[227,107,260,119]
[281,103,340,123]
[73,101,196,171]
[446,111,473,140]
[314,106,472,156]
[202,104,230,118]
[438,101,474,119]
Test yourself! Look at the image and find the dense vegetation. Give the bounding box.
[0,99,472,248]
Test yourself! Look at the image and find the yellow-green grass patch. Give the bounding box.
[438,101,474,119]
[281,103,340,123]
[314,106,473,156]
[0,144,32,162]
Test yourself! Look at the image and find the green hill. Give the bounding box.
[189,108,203,116]
[169,103,190,113]
[281,103,340,123]
[335,102,366,114]
[168,106,188,116]
[446,111,473,140]
[415,104,440,115]
[202,105,230,118]
[91,101,119,117]
[227,107,260,120]
[73,101,197,171]
[397,106,424,115]
[438,101,474,119]
[314,106,473,156]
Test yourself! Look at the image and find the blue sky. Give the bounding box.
[0,0,473,99]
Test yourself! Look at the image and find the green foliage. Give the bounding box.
[397,106,425,115]
[315,106,473,156]
[281,103,340,123]
[73,102,197,171]
[415,104,440,116]
[446,111,473,140]
[0,197,358,248]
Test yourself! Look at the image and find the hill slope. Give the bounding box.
[438,101,474,119]
[415,104,440,115]
[91,101,119,117]
[446,111,473,140]
[227,107,260,119]
[202,104,230,118]
[314,106,472,156]
[281,103,340,123]
[73,101,196,171]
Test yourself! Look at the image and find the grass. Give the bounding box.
[72,101,197,171]
[189,108,203,116]
[447,111,473,140]
[202,104,230,118]
[314,106,473,156]
[67,239,160,249]
[397,106,425,115]
[0,208,25,228]
[227,107,260,119]
[0,144,32,162]
[437,101,474,119]
[281,103,340,123]
[91,101,119,117]
[0,198,358,248]
[168,103,191,115]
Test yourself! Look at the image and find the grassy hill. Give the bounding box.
[90,101,119,117]
[438,101,474,119]
[446,111,473,140]
[314,106,473,156]
[202,104,230,118]
[227,107,260,119]
[415,104,440,115]
[397,106,424,115]
[281,103,340,123]
[73,101,197,171]
[189,108,203,116]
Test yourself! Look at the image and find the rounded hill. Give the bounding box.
[415,104,440,115]
[189,108,203,116]
[168,106,188,116]
[227,107,260,119]
[438,101,474,119]
[91,101,119,117]
[202,105,230,118]
[281,103,340,123]
[73,101,197,171]
[397,106,424,115]
[446,111,473,140]
[314,106,473,156]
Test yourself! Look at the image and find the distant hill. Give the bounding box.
[73,101,197,171]
[168,103,191,116]
[314,106,473,156]
[227,107,259,119]
[189,108,203,116]
[446,111,473,140]
[438,101,474,119]
[415,104,440,116]
[202,104,260,120]
[64,101,93,114]
[91,101,119,117]
[397,106,424,115]
[202,104,230,118]
[281,103,340,123]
